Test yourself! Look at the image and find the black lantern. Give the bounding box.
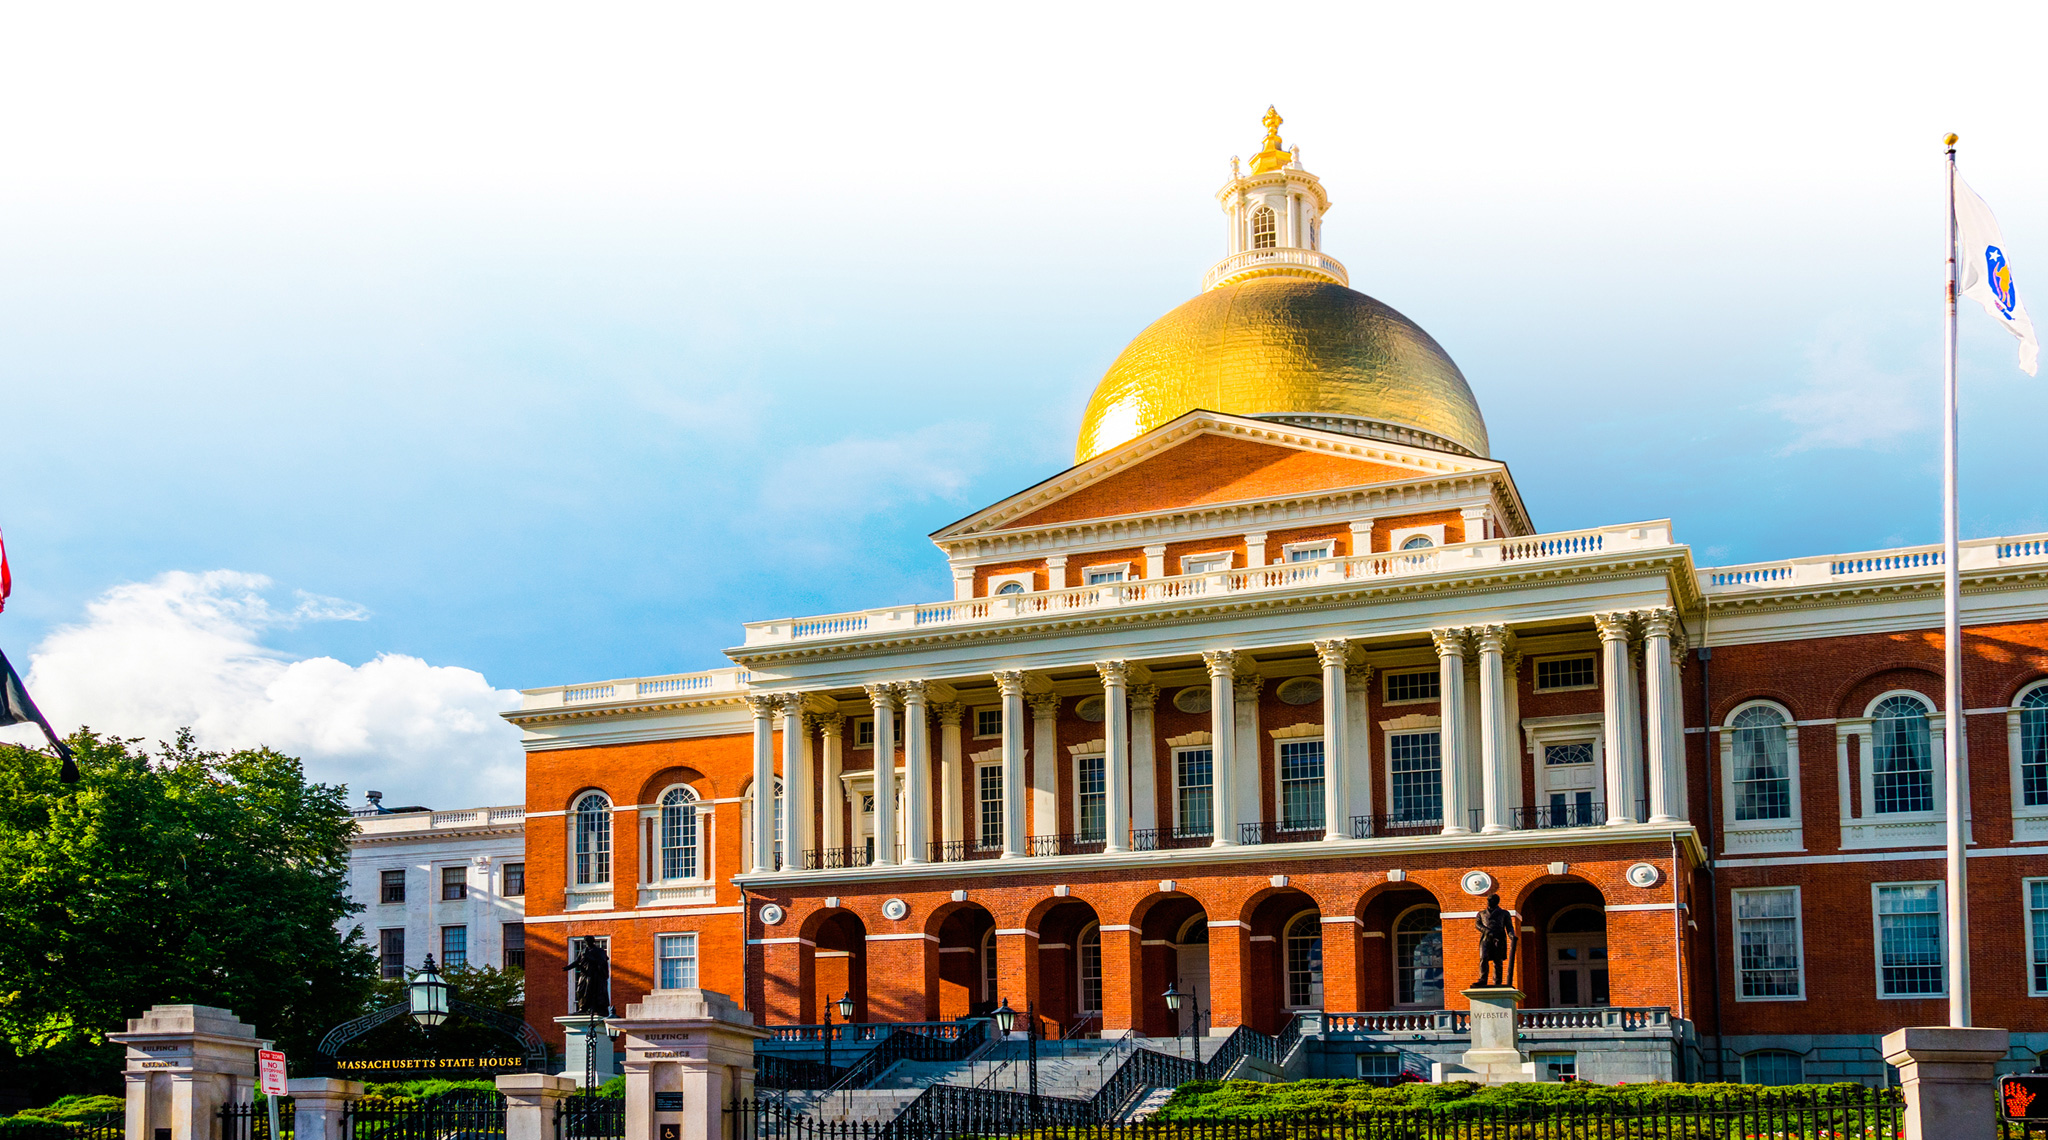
[991,997,1017,1036]
[834,993,855,1023]
[409,955,450,1028]
[1161,982,1184,1012]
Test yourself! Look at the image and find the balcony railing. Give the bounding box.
[1354,813,1443,838]
[1240,820,1325,845]
[1029,833,1107,857]
[741,522,1676,647]
[928,840,1005,863]
[1515,801,1608,829]
[1203,246,1350,290]
[1699,530,2048,594]
[1129,828,1212,851]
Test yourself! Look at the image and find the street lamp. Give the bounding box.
[991,997,1017,1035]
[1162,982,1189,1068]
[823,992,854,1075]
[409,955,450,1028]
[990,998,1038,1122]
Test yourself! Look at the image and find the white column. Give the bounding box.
[747,695,776,872]
[1431,629,1472,836]
[865,684,898,866]
[818,713,844,855]
[1202,650,1238,847]
[1233,672,1263,837]
[1315,639,1351,841]
[1668,642,1690,820]
[1597,613,1641,824]
[995,671,1028,857]
[901,681,931,864]
[936,702,964,849]
[1476,626,1512,834]
[1642,609,1680,823]
[1129,683,1159,835]
[1345,662,1374,834]
[1624,639,1645,822]
[1097,662,1130,853]
[780,695,808,871]
[1029,692,1061,842]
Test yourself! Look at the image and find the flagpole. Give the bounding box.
[1942,132,1970,1028]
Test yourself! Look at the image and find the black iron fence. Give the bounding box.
[929,841,1004,863]
[1129,829,1210,851]
[1513,802,1607,829]
[1030,833,1107,857]
[759,1054,850,1090]
[732,1085,1903,1140]
[556,1095,625,1140]
[344,1090,505,1140]
[1238,821,1322,845]
[218,1101,294,1140]
[1354,815,1442,837]
[815,1019,990,1093]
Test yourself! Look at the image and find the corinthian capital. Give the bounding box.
[1473,625,1511,654]
[992,670,1026,697]
[1026,692,1062,718]
[1430,628,1470,658]
[898,679,929,705]
[1593,612,1634,642]
[863,683,898,709]
[745,694,780,717]
[1201,650,1237,678]
[932,701,964,728]
[1233,673,1265,702]
[777,693,807,716]
[1129,682,1159,709]
[1639,607,1680,640]
[1312,638,1351,670]
[815,711,844,737]
[1094,660,1129,688]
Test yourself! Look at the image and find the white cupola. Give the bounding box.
[1206,107,1347,291]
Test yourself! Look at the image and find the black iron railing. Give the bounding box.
[555,1096,625,1140]
[343,1091,505,1140]
[1027,833,1106,857]
[756,1054,848,1091]
[821,1019,988,1093]
[1354,813,1443,837]
[803,845,867,870]
[1128,828,1210,851]
[1515,801,1607,829]
[928,840,1004,863]
[1238,820,1322,845]
[217,1101,294,1140]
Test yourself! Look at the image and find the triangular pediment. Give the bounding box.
[932,410,1506,539]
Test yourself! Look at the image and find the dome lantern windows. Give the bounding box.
[1251,205,1277,249]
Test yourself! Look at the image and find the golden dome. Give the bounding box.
[1074,276,1490,463]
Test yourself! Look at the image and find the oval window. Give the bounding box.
[996,582,1026,595]
[1402,536,1434,550]
[1076,696,1106,722]
[1174,686,1212,714]
[1278,677,1323,706]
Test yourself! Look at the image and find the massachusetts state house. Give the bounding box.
[506,112,2048,1085]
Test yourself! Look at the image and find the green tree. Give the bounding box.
[0,730,377,1095]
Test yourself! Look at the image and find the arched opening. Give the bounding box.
[931,902,997,1019]
[1393,905,1444,1008]
[1131,893,1210,1039]
[808,910,869,1023]
[1246,888,1321,1033]
[1354,885,1442,1010]
[1034,899,1103,1037]
[1252,205,1277,249]
[1518,879,1607,1007]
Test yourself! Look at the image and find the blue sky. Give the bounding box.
[4,3,2047,805]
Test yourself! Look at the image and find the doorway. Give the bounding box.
[1546,906,1608,1007]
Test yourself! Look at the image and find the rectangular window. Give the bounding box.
[1733,888,1803,999]
[1733,719,1793,821]
[503,922,526,971]
[854,715,902,749]
[1872,715,1935,814]
[503,862,525,897]
[657,933,699,990]
[2025,702,2048,807]
[1388,732,1442,823]
[1175,748,1214,837]
[2030,879,2048,995]
[1075,754,1106,842]
[1084,567,1126,585]
[977,765,1004,849]
[1534,655,1597,691]
[1533,1053,1577,1081]
[1182,554,1231,575]
[380,869,406,904]
[1384,670,1441,704]
[1742,1051,1805,1086]
[442,866,467,901]
[441,925,467,968]
[974,708,1003,739]
[1286,544,1331,562]
[1357,1053,1400,1084]
[1875,883,1944,996]
[1278,740,1325,830]
[379,928,405,979]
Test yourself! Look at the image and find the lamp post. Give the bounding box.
[1162,982,1192,1074]
[409,954,450,1028]
[992,998,1038,1121]
[824,992,853,1076]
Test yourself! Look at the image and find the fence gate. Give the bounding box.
[556,1095,625,1140]
[218,1101,294,1140]
[341,1091,506,1140]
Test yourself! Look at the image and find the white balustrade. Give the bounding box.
[533,668,751,707]
[1203,247,1351,289]
[1699,531,2048,595]
[741,522,1671,647]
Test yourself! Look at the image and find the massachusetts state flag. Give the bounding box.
[0,647,75,782]
[1956,174,2040,376]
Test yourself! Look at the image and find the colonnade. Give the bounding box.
[744,609,1690,873]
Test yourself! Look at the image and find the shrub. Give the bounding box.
[0,1119,72,1140]
[1152,1080,1882,1121]
[12,1098,125,1125]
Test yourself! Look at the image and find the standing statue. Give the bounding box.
[1474,894,1518,987]
[563,937,611,1016]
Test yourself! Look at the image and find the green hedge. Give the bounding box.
[1152,1080,1883,1120]
[9,1098,124,1126]
[0,1119,72,1140]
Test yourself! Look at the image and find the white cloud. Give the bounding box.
[1765,322,1932,454]
[0,570,523,808]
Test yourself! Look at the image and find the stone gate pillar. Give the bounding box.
[612,990,766,1140]
[1883,1026,2011,1140]
[496,1073,578,1140]
[286,1079,363,1140]
[108,1005,266,1140]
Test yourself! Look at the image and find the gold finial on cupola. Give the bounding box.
[1249,105,1291,174]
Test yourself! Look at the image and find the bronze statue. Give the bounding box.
[1474,894,1518,986]
[564,937,611,1015]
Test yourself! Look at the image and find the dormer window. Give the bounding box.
[1084,563,1130,585]
[1181,552,1233,575]
[1285,542,1332,563]
[1252,205,1276,249]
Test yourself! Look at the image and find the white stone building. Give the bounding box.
[344,792,529,978]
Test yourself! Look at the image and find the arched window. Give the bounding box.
[1871,695,1934,814]
[1251,206,1276,249]
[1401,536,1434,550]
[996,581,1026,595]
[773,780,786,869]
[1078,925,1103,1015]
[2021,685,2048,807]
[573,793,612,886]
[660,786,700,880]
[982,929,998,1002]
[1285,912,1323,1009]
[1741,1049,1804,1086]
[1731,705,1792,820]
[1394,906,1443,1007]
